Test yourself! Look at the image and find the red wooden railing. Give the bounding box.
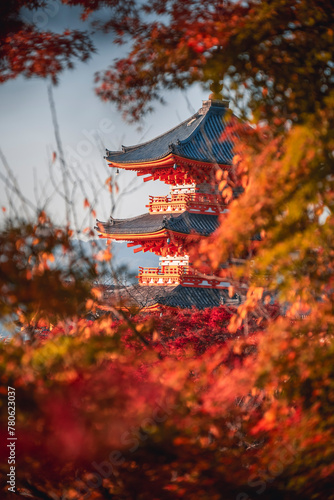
[146,193,225,214]
[137,265,223,287]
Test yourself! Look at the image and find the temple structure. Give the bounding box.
[96,89,242,309]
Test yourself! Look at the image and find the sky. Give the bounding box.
[0,3,208,235]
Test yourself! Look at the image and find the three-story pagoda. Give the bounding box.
[96,89,241,309]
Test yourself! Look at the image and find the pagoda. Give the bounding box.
[96,86,242,309]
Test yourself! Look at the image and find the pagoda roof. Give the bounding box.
[105,100,235,166]
[96,212,219,238]
[101,284,240,310]
[156,286,227,309]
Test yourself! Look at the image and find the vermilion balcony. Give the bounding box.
[137,266,229,288]
[146,194,225,215]
[137,266,183,286]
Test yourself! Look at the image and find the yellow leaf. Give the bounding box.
[152,330,160,341]
[215,170,223,181]
[219,180,227,191]
[91,287,102,299]
[232,154,241,165]
[86,299,94,310]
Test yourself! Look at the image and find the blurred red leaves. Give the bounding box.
[1,0,334,498]
[0,215,98,324]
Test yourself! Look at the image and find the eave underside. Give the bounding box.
[107,154,232,185]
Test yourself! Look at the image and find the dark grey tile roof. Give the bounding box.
[158,286,224,309]
[105,101,235,165]
[102,284,240,310]
[95,212,219,236]
[168,212,219,235]
[96,213,166,235]
[126,285,176,308]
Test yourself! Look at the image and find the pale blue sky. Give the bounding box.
[0,4,208,233]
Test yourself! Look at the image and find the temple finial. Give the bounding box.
[209,81,224,101]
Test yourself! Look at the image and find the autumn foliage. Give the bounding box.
[0,1,94,83]
[1,0,334,499]
[0,293,277,500]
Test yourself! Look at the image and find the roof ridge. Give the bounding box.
[175,105,226,150]
[97,212,176,225]
[109,212,155,223]
[113,108,206,153]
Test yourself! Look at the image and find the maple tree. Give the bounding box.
[0,286,277,499]
[0,1,95,83]
[1,0,334,499]
[0,213,99,326]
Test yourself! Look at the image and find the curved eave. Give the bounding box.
[140,303,180,311]
[107,154,174,170]
[140,303,165,311]
[100,302,178,312]
[98,228,168,241]
[97,229,206,241]
[106,153,231,171]
[174,155,231,170]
